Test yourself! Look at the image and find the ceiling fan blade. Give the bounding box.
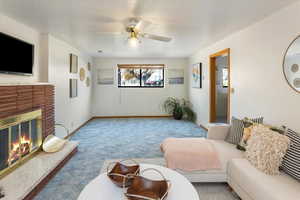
[141,33,172,42]
[135,19,152,31]
[94,32,124,36]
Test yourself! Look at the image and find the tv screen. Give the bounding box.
[0,32,34,75]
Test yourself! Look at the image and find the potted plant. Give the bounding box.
[163,97,196,121]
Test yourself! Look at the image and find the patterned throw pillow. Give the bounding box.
[237,122,286,151]
[246,125,290,175]
[281,129,300,181]
[237,120,257,151]
[225,117,263,145]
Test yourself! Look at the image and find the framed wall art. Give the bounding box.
[168,69,184,85]
[70,54,78,73]
[70,79,78,98]
[192,63,202,88]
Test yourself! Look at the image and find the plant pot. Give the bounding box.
[173,109,183,120]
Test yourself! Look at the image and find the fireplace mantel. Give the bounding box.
[0,82,52,86]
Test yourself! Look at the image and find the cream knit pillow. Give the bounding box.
[245,125,290,175]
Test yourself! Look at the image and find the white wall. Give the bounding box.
[0,13,46,83]
[92,58,188,116]
[47,35,93,134]
[189,1,300,132]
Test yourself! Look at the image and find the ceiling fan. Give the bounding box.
[99,18,172,47]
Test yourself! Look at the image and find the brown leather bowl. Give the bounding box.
[107,161,140,188]
[125,176,169,200]
[124,168,170,200]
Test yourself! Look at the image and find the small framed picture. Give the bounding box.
[88,62,91,71]
[192,63,202,88]
[70,79,78,98]
[168,69,184,85]
[70,54,78,73]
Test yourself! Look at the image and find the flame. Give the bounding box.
[8,135,31,164]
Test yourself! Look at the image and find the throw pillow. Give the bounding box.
[249,117,264,124]
[281,128,300,181]
[237,119,257,151]
[245,125,290,175]
[270,126,286,135]
[237,122,285,151]
[225,117,244,144]
[226,117,263,145]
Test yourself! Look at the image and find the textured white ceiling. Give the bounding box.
[0,0,297,58]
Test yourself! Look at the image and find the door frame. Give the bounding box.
[209,48,231,123]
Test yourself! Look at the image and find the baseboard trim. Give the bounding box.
[92,115,172,119]
[199,124,208,131]
[65,117,94,139]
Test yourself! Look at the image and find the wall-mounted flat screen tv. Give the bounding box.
[0,32,34,76]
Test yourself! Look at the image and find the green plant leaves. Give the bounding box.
[162,97,196,122]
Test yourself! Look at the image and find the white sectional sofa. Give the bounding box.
[228,158,300,200]
[182,123,300,200]
[174,124,243,182]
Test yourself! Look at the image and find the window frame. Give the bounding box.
[117,64,165,88]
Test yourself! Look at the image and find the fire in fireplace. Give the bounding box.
[0,110,42,178]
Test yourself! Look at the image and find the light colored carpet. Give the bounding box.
[102,158,239,200]
[33,118,238,200]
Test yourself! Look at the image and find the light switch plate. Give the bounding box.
[230,88,235,93]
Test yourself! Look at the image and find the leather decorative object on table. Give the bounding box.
[124,168,171,200]
[107,159,140,188]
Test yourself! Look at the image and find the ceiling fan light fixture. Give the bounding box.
[128,31,140,47]
[128,37,139,47]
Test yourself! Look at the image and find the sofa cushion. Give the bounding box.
[237,119,257,151]
[174,140,244,183]
[225,117,244,144]
[237,123,285,151]
[228,159,300,200]
[176,140,244,174]
[281,128,300,181]
[212,140,244,172]
[245,125,290,175]
[226,117,263,145]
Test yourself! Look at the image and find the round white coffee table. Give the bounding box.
[78,163,199,200]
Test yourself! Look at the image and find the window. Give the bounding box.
[222,68,229,88]
[118,65,164,88]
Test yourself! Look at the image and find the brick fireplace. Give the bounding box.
[0,84,78,200]
[0,85,55,138]
[0,109,43,178]
[0,85,55,179]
